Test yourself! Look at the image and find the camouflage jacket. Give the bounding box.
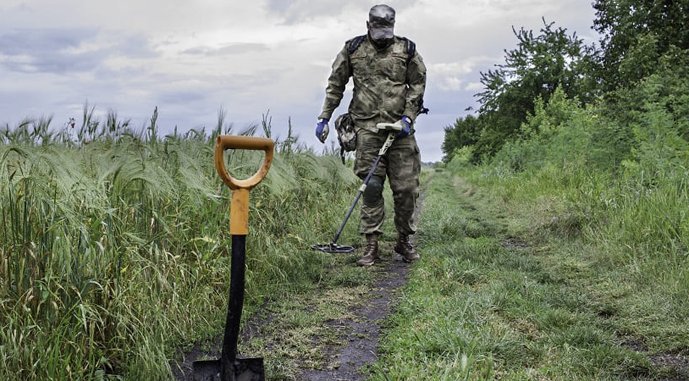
[319,35,427,132]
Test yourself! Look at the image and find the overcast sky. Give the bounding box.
[0,0,597,162]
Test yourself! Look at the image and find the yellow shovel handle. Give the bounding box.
[214,135,274,235]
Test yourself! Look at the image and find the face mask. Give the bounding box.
[370,34,394,49]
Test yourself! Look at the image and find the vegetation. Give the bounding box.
[470,19,593,160]
[373,87,688,379]
[399,0,689,378]
[0,110,360,380]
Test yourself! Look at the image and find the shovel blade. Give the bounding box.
[192,358,265,381]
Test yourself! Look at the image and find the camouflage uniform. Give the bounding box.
[319,35,426,237]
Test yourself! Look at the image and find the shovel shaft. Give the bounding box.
[220,235,247,376]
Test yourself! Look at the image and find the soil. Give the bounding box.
[297,255,410,381]
[171,251,413,381]
[620,337,689,380]
[172,192,424,380]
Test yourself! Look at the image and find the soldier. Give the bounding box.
[315,4,427,266]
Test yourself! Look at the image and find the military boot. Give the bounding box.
[394,234,419,263]
[357,234,379,266]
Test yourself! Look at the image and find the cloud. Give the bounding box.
[430,62,473,91]
[0,28,158,74]
[265,0,417,24]
[465,82,484,92]
[0,28,99,73]
[182,42,269,56]
[429,58,496,92]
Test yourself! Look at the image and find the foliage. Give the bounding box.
[488,87,596,173]
[471,19,593,160]
[0,109,359,380]
[592,0,689,92]
[440,114,482,163]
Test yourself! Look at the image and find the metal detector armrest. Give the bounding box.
[375,121,403,133]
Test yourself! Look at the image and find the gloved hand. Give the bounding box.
[315,118,329,143]
[397,115,413,138]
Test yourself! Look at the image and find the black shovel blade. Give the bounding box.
[192,357,265,381]
[311,243,355,253]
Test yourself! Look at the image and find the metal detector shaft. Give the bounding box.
[329,133,395,245]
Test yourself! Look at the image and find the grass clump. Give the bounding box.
[0,109,359,380]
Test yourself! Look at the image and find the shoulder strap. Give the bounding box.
[397,37,428,115]
[345,35,366,76]
[346,35,367,56]
[398,37,416,63]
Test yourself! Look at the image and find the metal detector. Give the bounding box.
[312,121,402,254]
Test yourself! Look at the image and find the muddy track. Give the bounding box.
[297,255,411,381]
[172,191,426,380]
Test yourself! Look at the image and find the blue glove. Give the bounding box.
[397,115,413,138]
[315,118,329,143]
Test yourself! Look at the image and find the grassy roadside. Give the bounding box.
[0,116,364,380]
[219,170,414,380]
[369,167,688,380]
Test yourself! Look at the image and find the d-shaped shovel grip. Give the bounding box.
[214,135,274,235]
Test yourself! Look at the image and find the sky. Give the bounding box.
[0,0,598,162]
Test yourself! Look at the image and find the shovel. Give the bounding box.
[193,135,274,381]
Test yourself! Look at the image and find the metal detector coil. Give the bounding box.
[311,243,355,254]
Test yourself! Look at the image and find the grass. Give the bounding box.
[369,162,688,380]
[2,103,687,380]
[0,109,362,380]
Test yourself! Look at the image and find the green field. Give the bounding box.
[0,115,364,380]
[1,102,687,379]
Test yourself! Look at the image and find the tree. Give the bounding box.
[592,0,689,92]
[472,19,592,160]
[441,114,483,162]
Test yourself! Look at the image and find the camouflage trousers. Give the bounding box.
[354,129,421,236]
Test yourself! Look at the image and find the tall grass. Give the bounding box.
[457,86,689,354]
[0,108,359,379]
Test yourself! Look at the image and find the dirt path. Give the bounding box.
[172,247,413,381]
[297,255,410,381]
[173,192,425,380]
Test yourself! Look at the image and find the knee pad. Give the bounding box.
[363,175,384,206]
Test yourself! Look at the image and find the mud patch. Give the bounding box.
[501,236,529,250]
[298,255,410,381]
[650,353,689,380]
[619,337,689,380]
